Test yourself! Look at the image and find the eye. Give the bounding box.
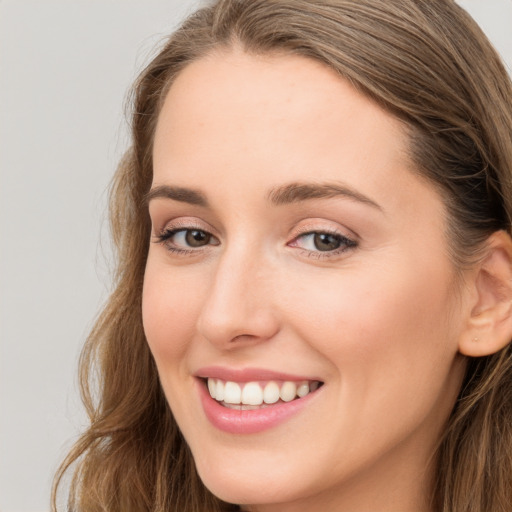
[290,230,357,255]
[155,227,219,253]
[180,229,212,247]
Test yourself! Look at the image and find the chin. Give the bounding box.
[194,456,305,507]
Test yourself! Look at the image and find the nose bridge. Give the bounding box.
[196,241,279,347]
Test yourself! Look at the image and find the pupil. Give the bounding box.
[314,233,340,251]
[186,230,209,247]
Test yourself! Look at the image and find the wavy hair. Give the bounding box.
[53,1,512,511]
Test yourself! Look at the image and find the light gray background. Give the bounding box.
[0,1,511,511]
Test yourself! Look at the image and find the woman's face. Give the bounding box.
[143,50,467,511]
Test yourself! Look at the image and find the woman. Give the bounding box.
[53,1,512,511]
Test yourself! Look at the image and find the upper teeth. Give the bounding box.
[207,378,320,406]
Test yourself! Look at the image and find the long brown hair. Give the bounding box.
[53,1,512,511]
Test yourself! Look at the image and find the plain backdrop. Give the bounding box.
[0,1,511,511]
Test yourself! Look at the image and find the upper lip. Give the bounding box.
[194,366,322,383]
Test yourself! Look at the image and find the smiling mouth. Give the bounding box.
[205,378,323,410]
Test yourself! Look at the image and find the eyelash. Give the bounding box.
[289,230,357,259]
[154,227,357,259]
[154,227,219,255]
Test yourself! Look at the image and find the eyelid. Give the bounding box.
[152,216,217,236]
[288,219,358,242]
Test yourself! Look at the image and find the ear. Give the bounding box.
[459,230,512,357]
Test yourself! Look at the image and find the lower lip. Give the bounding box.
[197,380,319,434]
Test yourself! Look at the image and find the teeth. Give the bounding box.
[296,381,310,398]
[242,382,263,405]
[207,378,216,398]
[207,378,320,405]
[223,381,241,404]
[215,379,225,401]
[310,381,319,392]
[263,381,280,404]
[280,381,297,402]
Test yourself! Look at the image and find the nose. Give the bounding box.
[196,246,280,349]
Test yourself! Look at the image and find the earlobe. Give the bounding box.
[459,230,512,357]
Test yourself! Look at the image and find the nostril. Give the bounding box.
[230,333,258,343]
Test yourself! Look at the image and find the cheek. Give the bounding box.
[277,259,464,475]
[142,257,204,365]
[285,258,460,408]
[287,261,449,345]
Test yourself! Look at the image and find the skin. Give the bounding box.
[142,49,469,511]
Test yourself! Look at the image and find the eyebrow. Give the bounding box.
[145,181,382,211]
[267,181,382,211]
[144,185,209,206]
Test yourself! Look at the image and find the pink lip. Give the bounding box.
[195,365,320,383]
[195,367,323,435]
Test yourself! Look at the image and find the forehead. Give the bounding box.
[152,49,422,213]
[155,49,407,154]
